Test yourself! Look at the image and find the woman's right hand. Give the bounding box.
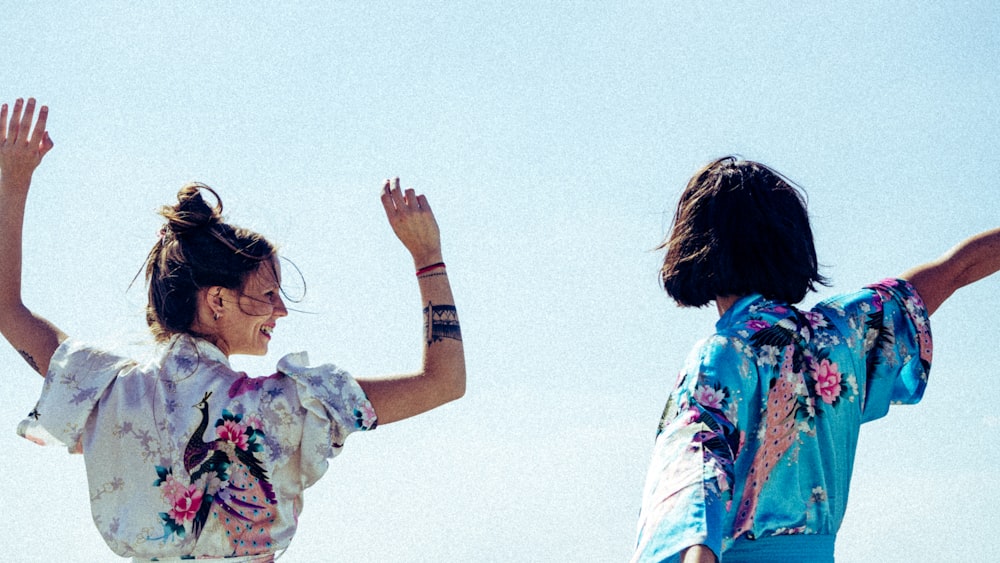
[0,98,54,186]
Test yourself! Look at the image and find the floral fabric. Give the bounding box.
[17,334,376,559]
[632,279,931,562]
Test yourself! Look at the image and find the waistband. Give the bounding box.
[132,554,276,563]
[724,534,835,563]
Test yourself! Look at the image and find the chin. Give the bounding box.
[233,344,269,357]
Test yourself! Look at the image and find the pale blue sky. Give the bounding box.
[2,2,998,561]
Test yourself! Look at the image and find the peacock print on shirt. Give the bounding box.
[18,334,377,559]
[152,391,278,555]
[633,279,933,561]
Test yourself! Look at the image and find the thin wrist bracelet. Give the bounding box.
[416,262,446,276]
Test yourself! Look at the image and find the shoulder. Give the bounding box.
[814,279,928,336]
[47,337,138,381]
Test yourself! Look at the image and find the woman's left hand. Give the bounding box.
[380,177,443,268]
[0,98,54,185]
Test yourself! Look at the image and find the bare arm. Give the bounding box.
[0,98,67,376]
[356,178,466,425]
[680,545,718,563]
[901,227,1000,315]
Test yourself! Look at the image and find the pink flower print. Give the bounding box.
[813,359,842,405]
[167,484,204,524]
[693,384,726,410]
[746,319,770,332]
[227,373,263,398]
[228,372,281,398]
[244,414,264,432]
[160,474,189,504]
[217,419,250,450]
[680,406,700,425]
[802,311,828,329]
[357,402,377,428]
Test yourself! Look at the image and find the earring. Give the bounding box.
[213,313,220,321]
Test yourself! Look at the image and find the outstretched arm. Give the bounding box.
[0,98,67,376]
[901,227,1000,316]
[356,178,466,425]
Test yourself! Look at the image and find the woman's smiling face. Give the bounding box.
[212,257,288,356]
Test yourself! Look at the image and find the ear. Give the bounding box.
[206,286,227,319]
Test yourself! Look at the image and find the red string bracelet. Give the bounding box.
[416,262,446,276]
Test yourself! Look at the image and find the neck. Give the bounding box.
[715,295,742,317]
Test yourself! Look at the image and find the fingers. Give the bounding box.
[18,98,37,144]
[29,104,49,151]
[416,194,431,213]
[389,177,405,211]
[39,130,54,157]
[380,177,435,231]
[2,98,48,147]
[4,98,23,143]
[381,177,426,210]
[380,178,396,217]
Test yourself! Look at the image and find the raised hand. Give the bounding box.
[0,98,54,184]
[380,177,443,268]
[0,98,66,376]
[362,177,465,426]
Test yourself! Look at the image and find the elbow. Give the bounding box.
[427,353,465,404]
[0,300,25,338]
[446,367,466,402]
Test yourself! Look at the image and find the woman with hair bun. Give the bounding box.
[632,156,1000,562]
[0,98,465,561]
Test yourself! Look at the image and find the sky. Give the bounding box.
[1,2,998,561]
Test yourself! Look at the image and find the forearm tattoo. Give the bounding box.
[423,302,462,346]
[19,349,41,373]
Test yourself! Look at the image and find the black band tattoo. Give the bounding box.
[423,301,462,346]
[417,271,449,281]
[19,349,40,373]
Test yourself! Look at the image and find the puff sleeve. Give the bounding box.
[274,352,377,489]
[17,338,130,452]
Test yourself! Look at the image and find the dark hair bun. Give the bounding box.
[159,183,224,237]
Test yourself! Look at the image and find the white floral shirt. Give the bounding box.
[18,334,377,559]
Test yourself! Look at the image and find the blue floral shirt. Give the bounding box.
[18,334,377,560]
[632,279,932,562]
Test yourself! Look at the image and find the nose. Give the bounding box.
[273,293,288,318]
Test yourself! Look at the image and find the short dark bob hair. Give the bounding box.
[659,156,828,307]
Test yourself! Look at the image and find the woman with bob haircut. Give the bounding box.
[1,98,465,561]
[632,156,1000,562]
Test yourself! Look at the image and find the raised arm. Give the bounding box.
[901,227,1000,316]
[356,178,466,425]
[0,98,67,376]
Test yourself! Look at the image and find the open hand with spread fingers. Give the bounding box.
[0,98,54,185]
